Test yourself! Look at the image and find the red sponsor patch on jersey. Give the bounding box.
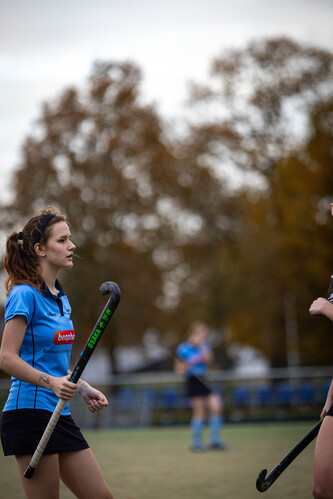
[54,330,75,345]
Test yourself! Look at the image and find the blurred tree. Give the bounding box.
[182,37,333,366]
[157,138,242,367]
[1,37,333,372]
[0,60,242,371]
[228,133,333,367]
[1,61,182,372]
[188,37,333,179]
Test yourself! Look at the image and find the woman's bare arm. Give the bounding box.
[0,316,77,400]
[309,298,333,322]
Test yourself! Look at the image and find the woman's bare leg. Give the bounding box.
[59,448,114,499]
[313,416,333,498]
[189,396,206,450]
[15,454,60,499]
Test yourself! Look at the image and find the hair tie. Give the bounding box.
[17,231,24,247]
[33,214,56,245]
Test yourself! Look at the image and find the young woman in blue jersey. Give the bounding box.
[175,321,226,452]
[0,208,114,499]
[309,201,333,499]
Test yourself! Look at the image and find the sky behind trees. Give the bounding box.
[1,0,333,199]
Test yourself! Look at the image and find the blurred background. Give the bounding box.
[1,0,333,428]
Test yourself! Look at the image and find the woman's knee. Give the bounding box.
[191,398,206,418]
[312,476,333,499]
[312,482,332,499]
[208,393,223,414]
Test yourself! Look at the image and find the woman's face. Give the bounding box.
[38,221,76,271]
[190,325,208,346]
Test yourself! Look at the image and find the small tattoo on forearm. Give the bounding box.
[39,374,50,385]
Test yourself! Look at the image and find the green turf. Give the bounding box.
[0,422,315,498]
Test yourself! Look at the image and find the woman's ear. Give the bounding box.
[34,243,46,257]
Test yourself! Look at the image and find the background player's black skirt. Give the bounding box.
[1,409,89,456]
[186,375,212,398]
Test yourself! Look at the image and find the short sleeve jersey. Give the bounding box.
[176,342,209,377]
[2,282,75,415]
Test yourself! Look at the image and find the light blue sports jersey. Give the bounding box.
[176,341,210,377]
[2,282,75,415]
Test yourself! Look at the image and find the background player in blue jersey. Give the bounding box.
[175,321,227,452]
[0,207,114,499]
[309,201,333,499]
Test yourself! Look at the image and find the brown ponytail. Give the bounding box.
[3,207,69,295]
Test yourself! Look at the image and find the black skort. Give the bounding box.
[1,409,89,456]
[186,375,212,398]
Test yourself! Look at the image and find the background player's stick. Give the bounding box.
[173,350,219,395]
[256,419,322,492]
[24,281,121,479]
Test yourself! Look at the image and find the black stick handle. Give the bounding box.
[68,282,120,384]
[256,419,322,492]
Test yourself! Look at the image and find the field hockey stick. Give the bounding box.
[257,276,333,492]
[24,281,121,479]
[256,419,322,492]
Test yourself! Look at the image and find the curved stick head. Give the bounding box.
[100,281,121,303]
[256,469,269,492]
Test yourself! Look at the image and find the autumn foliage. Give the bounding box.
[1,37,333,369]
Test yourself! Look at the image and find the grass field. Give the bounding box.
[0,421,316,498]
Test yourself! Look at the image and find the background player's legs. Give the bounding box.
[312,416,333,498]
[59,448,114,499]
[16,454,60,499]
[207,392,226,449]
[190,396,206,450]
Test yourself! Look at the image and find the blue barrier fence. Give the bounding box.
[0,366,331,428]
